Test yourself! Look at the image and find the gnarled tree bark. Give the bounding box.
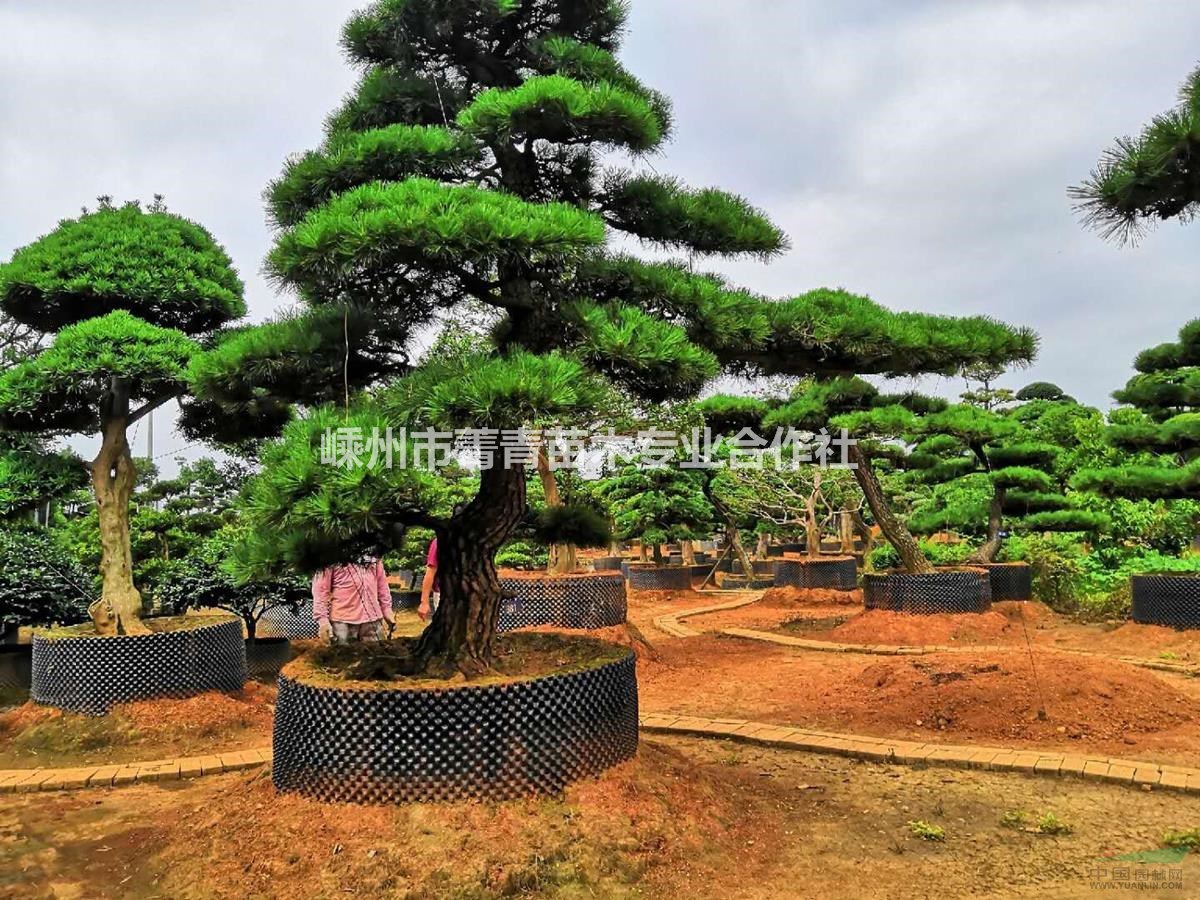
[848,443,933,574]
[415,462,528,676]
[89,377,148,635]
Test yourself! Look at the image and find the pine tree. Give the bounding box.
[904,401,1107,561]
[200,0,1036,673]
[1072,64,1200,243]
[1074,319,1200,501]
[0,199,244,634]
[595,461,713,563]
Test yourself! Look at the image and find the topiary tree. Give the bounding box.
[1072,64,1200,243]
[903,401,1108,562]
[595,459,713,563]
[0,438,86,520]
[1074,319,1200,502]
[201,0,1035,675]
[0,198,245,634]
[763,378,953,573]
[1015,381,1071,403]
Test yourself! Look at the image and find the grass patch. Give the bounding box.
[1163,828,1200,849]
[999,809,1072,835]
[908,820,945,842]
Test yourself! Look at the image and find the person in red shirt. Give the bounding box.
[312,556,395,643]
[418,539,438,621]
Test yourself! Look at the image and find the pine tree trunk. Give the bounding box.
[681,542,696,565]
[89,378,147,635]
[839,509,855,554]
[848,443,933,574]
[850,510,876,557]
[969,489,1005,564]
[415,463,527,676]
[805,478,822,560]
[536,447,574,574]
[755,532,769,559]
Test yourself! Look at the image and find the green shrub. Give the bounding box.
[496,540,549,571]
[0,528,93,632]
[1163,828,1200,850]
[867,539,974,571]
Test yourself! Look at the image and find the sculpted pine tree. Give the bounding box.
[1074,319,1200,501]
[903,402,1107,561]
[200,0,1035,675]
[0,199,244,634]
[596,461,714,563]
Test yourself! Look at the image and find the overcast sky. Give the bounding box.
[2,0,1198,470]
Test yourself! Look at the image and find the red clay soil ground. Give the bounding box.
[6,736,1200,899]
[637,632,1200,767]
[0,683,275,768]
[690,586,861,631]
[717,594,1200,663]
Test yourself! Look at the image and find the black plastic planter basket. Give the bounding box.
[391,590,422,611]
[272,648,639,804]
[32,617,247,716]
[732,559,776,577]
[622,564,694,591]
[0,644,31,692]
[719,574,774,589]
[245,637,292,679]
[497,573,626,631]
[766,542,806,558]
[259,601,320,640]
[1131,574,1200,629]
[774,557,858,591]
[975,563,1033,602]
[592,556,625,572]
[862,569,992,615]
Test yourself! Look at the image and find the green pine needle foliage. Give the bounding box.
[762,291,1037,376]
[1072,64,1200,244]
[0,201,244,333]
[381,350,608,431]
[458,75,663,152]
[533,503,612,548]
[596,462,715,548]
[0,311,199,433]
[1078,319,1200,500]
[574,255,772,355]
[267,125,482,227]
[694,395,772,435]
[233,405,445,579]
[569,301,718,401]
[602,172,788,258]
[269,178,605,297]
[326,68,468,134]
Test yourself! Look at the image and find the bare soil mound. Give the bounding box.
[760,586,862,607]
[826,609,1018,646]
[142,740,784,899]
[835,650,1195,744]
[0,682,275,768]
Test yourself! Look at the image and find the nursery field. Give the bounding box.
[5,584,1200,898]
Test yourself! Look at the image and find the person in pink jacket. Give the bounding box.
[312,557,395,643]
